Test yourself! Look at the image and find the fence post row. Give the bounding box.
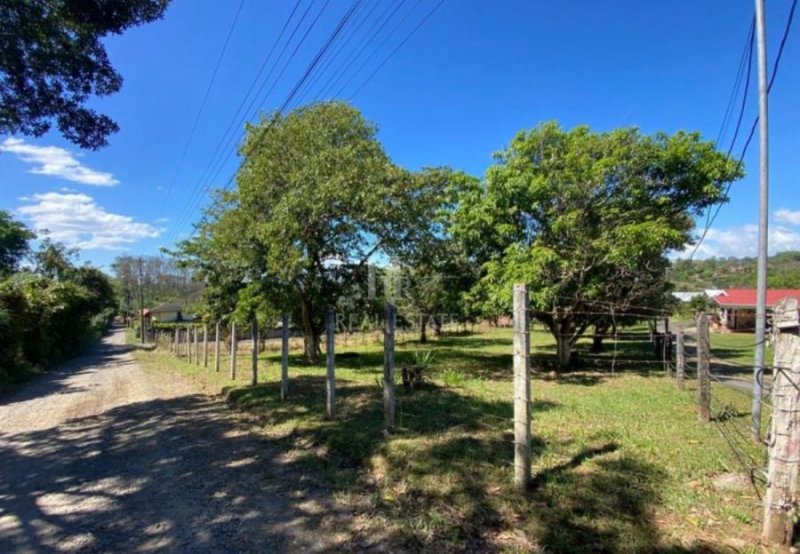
[675,327,685,390]
[281,314,289,400]
[513,284,532,491]
[383,303,396,431]
[214,322,221,372]
[763,298,800,545]
[326,307,336,419]
[696,312,711,424]
[251,318,258,386]
[230,321,237,380]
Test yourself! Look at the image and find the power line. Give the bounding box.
[715,17,755,148]
[687,0,796,261]
[160,0,247,211]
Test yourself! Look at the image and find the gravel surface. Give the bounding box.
[0,328,360,553]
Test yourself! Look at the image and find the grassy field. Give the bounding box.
[132,325,773,553]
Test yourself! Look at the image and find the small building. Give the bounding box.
[713,289,800,331]
[149,303,184,323]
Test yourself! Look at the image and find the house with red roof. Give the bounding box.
[712,289,800,331]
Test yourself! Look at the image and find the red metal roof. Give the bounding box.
[713,289,800,308]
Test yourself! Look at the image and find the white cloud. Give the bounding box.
[775,208,800,226]
[676,224,800,259]
[154,217,170,223]
[17,192,160,250]
[0,137,119,186]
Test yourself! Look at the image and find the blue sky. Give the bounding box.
[1,0,799,269]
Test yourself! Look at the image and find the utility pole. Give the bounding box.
[752,0,769,440]
[137,257,145,344]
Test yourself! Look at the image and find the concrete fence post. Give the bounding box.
[676,327,685,390]
[203,324,209,367]
[697,312,711,424]
[251,318,258,386]
[230,321,237,380]
[326,308,336,419]
[281,314,289,400]
[513,284,531,491]
[193,326,199,365]
[383,303,396,431]
[763,329,800,545]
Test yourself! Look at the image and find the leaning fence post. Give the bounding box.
[214,321,221,372]
[230,320,237,380]
[281,314,289,400]
[676,326,685,390]
[697,312,711,424]
[326,308,336,419]
[384,303,396,431]
[762,328,800,544]
[513,284,531,491]
[203,324,209,367]
[251,317,258,386]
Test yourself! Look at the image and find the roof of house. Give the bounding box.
[713,289,800,308]
[150,303,182,313]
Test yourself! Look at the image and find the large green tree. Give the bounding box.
[0,0,170,149]
[454,122,743,369]
[179,102,446,360]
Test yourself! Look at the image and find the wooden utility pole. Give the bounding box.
[214,322,220,372]
[751,0,770,441]
[281,314,289,400]
[697,312,711,424]
[513,284,531,491]
[676,327,685,390]
[251,317,258,386]
[230,321,237,380]
[326,308,336,419]
[383,303,396,431]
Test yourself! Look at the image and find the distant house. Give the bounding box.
[712,289,800,331]
[149,303,184,323]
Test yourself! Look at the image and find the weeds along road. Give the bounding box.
[0,328,353,553]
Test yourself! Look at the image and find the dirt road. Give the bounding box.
[0,328,356,553]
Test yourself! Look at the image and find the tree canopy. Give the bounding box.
[0,210,35,276]
[453,122,743,369]
[176,102,448,359]
[0,0,170,149]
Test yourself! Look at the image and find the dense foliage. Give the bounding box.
[670,251,800,290]
[0,212,117,387]
[0,0,170,149]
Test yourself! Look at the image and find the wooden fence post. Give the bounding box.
[384,303,396,431]
[281,314,289,400]
[251,317,258,386]
[230,321,237,380]
[697,312,711,424]
[214,322,220,372]
[173,327,178,355]
[763,299,800,545]
[203,324,208,367]
[513,284,531,491]
[326,308,336,419]
[676,327,685,390]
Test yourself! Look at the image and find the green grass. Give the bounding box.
[132,327,770,553]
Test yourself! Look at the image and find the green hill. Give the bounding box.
[669,251,800,290]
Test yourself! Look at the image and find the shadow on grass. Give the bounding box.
[224,375,726,553]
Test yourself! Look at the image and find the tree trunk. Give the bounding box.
[300,298,322,362]
[556,334,572,369]
[432,315,442,336]
[590,324,609,354]
[419,317,428,343]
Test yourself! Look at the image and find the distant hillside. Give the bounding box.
[670,251,800,290]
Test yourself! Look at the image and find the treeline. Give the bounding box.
[670,251,800,290]
[111,255,203,318]
[168,102,742,370]
[0,212,117,388]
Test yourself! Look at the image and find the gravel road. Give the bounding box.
[0,328,359,553]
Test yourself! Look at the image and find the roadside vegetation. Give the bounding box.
[0,212,116,390]
[132,326,766,552]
